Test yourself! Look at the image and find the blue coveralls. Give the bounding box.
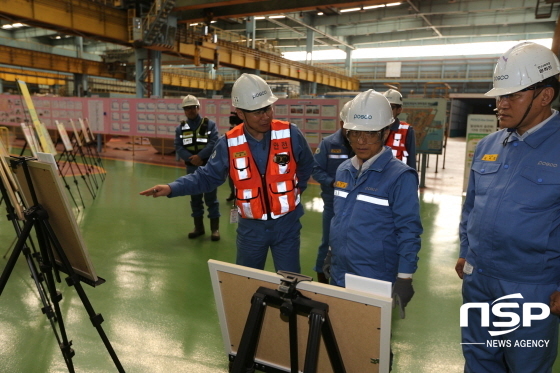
[387,117,417,170]
[311,129,353,273]
[459,112,560,373]
[169,123,314,273]
[329,147,422,287]
[174,115,220,219]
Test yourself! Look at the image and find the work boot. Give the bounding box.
[210,217,220,241]
[188,216,205,239]
[316,272,329,284]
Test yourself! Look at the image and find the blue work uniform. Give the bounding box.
[169,123,314,273]
[459,111,560,373]
[388,117,417,170]
[174,115,220,219]
[312,129,353,273]
[329,147,422,287]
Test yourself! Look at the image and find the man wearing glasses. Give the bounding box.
[141,74,314,273]
[324,90,422,317]
[456,42,560,372]
[383,89,417,170]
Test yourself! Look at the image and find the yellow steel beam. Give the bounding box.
[0,45,221,90]
[0,67,68,85]
[0,0,358,90]
[0,45,126,79]
[0,0,128,43]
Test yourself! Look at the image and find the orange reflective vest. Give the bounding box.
[226,120,300,220]
[386,122,411,164]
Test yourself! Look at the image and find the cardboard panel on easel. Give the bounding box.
[209,260,392,373]
[7,158,99,284]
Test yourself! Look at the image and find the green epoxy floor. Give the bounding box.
[0,138,559,372]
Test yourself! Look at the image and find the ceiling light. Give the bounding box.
[189,23,199,26]
[255,16,265,20]
[1,24,13,29]
[317,12,324,16]
[363,5,385,10]
[340,7,361,13]
[269,15,285,19]
[386,2,402,6]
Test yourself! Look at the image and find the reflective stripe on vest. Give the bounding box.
[386,122,410,163]
[226,120,300,220]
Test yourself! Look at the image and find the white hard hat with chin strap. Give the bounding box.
[486,42,560,144]
[485,42,560,97]
[231,73,278,111]
[383,89,403,106]
[344,89,394,132]
[181,95,200,108]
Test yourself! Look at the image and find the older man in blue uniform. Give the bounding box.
[456,42,560,373]
[326,90,422,313]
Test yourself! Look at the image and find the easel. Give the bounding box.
[231,271,346,373]
[0,156,125,372]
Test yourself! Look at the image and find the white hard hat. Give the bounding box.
[344,90,394,131]
[485,42,560,97]
[231,73,278,111]
[383,89,403,106]
[181,95,200,107]
[340,100,352,122]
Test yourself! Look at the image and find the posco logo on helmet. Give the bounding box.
[252,90,267,100]
[494,75,509,81]
[354,114,373,120]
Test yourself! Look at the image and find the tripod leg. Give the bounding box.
[320,313,346,373]
[40,218,125,372]
[288,308,299,373]
[231,292,267,373]
[303,309,325,373]
[0,217,34,296]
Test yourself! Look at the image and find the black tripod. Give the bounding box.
[230,271,346,373]
[0,156,124,372]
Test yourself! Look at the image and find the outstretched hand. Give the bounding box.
[139,184,171,198]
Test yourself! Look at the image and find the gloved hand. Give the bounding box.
[322,250,332,280]
[392,278,414,319]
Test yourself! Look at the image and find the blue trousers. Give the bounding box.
[236,217,302,273]
[462,269,559,373]
[186,165,220,219]
[314,196,334,273]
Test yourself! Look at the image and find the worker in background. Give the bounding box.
[456,42,560,373]
[324,90,422,316]
[141,74,314,273]
[382,89,417,170]
[311,100,354,283]
[174,95,221,241]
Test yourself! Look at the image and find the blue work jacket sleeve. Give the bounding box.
[459,167,476,259]
[391,170,423,274]
[174,124,193,162]
[312,139,334,188]
[292,125,314,192]
[196,120,219,161]
[168,137,229,197]
[406,127,417,170]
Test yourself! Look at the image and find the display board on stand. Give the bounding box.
[208,260,392,373]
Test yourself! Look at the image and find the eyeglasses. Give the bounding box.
[242,105,273,117]
[497,84,550,102]
[347,130,382,144]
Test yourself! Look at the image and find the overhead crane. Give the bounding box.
[0,0,359,92]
